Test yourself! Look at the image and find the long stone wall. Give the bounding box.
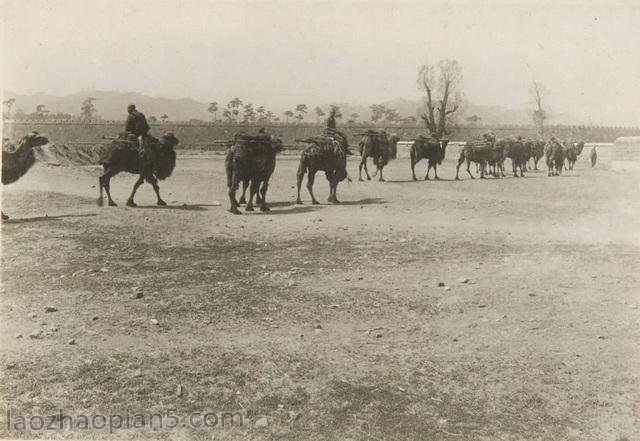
[4,121,640,150]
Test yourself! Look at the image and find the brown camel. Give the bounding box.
[2,131,50,220]
[97,132,179,207]
[358,130,399,182]
[544,138,565,176]
[410,136,449,180]
[226,133,283,214]
[296,134,352,205]
[564,141,585,170]
[455,134,497,180]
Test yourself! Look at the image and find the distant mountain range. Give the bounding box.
[3,89,583,126]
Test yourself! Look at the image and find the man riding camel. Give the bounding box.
[125,104,151,157]
[325,106,349,148]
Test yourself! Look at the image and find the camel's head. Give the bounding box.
[576,141,585,154]
[344,145,355,156]
[160,132,179,149]
[22,131,49,148]
[482,132,496,145]
[388,133,400,145]
[440,138,450,150]
[271,137,284,153]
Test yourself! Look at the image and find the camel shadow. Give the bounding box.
[254,204,321,215]
[141,204,217,211]
[386,177,456,183]
[2,213,97,224]
[334,197,386,206]
[260,201,294,208]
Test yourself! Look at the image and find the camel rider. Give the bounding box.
[325,107,348,148]
[326,110,337,130]
[125,104,151,157]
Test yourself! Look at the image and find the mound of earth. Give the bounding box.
[34,143,109,166]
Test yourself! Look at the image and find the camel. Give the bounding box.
[2,131,50,220]
[564,141,585,170]
[226,133,283,214]
[455,134,497,180]
[296,134,352,205]
[358,131,399,182]
[498,137,528,178]
[97,132,179,207]
[410,136,449,180]
[544,138,565,176]
[527,140,545,171]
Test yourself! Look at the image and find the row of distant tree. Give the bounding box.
[207,99,421,125]
[3,98,422,125]
[3,57,550,136]
[1,97,171,123]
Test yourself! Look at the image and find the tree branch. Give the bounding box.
[444,104,459,116]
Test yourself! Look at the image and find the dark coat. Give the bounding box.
[125,111,150,137]
[326,115,336,130]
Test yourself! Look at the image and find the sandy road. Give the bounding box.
[1,153,638,440]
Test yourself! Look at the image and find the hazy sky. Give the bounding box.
[2,0,640,125]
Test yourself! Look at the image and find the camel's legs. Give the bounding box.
[126,176,145,207]
[455,157,464,180]
[466,160,475,179]
[296,163,306,204]
[327,172,337,203]
[425,164,431,180]
[328,178,339,203]
[378,166,385,182]
[239,180,249,204]
[98,175,104,206]
[306,169,319,204]
[146,175,166,205]
[359,157,371,181]
[246,180,260,211]
[104,175,116,206]
[410,151,418,181]
[228,174,242,214]
[259,181,270,211]
[99,170,118,206]
[333,181,340,203]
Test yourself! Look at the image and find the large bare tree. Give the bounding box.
[529,81,547,139]
[417,59,463,138]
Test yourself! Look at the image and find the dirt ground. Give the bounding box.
[1,151,638,440]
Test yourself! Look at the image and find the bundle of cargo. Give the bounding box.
[231,133,281,154]
[455,134,500,180]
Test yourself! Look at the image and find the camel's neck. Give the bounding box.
[10,139,36,157]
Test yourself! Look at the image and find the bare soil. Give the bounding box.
[1,152,638,440]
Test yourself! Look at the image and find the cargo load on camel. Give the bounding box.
[97,131,179,207]
[296,131,352,205]
[455,134,500,180]
[226,132,283,214]
[357,130,399,181]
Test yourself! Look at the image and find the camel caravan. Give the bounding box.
[1,103,595,219]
